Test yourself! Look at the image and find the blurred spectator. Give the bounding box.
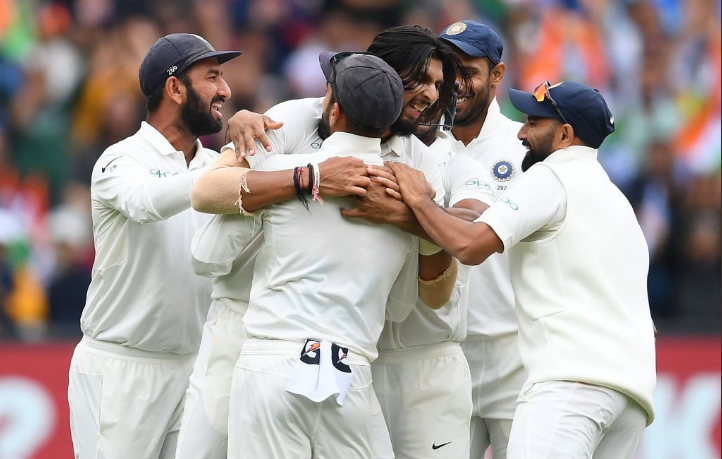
[46,182,93,338]
[0,0,718,340]
[627,140,689,318]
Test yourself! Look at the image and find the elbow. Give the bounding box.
[454,227,499,265]
[190,186,215,214]
[190,186,204,212]
[456,245,488,266]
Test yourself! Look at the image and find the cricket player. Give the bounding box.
[390,81,657,459]
[220,52,451,459]
[67,34,240,459]
[440,21,528,458]
[335,21,528,459]
[180,26,462,458]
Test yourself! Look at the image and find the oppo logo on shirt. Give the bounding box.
[149,168,178,178]
[465,179,491,190]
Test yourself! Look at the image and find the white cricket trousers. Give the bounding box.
[175,299,247,459]
[462,333,527,459]
[507,381,647,459]
[227,339,394,459]
[372,341,472,459]
[68,336,195,459]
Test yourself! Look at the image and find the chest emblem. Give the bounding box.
[491,160,516,182]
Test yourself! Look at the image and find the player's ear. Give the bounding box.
[165,76,185,105]
[329,102,341,127]
[560,123,574,146]
[490,62,505,88]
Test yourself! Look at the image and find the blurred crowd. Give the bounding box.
[0,0,719,341]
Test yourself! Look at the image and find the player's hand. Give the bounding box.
[367,165,401,201]
[340,180,413,225]
[227,110,284,161]
[318,157,371,197]
[387,162,436,207]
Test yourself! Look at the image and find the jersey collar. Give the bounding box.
[139,121,204,157]
[320,132,383,165]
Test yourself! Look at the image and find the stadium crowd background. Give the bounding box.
[0,0,719,342]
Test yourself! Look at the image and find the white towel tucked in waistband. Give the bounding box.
[286,339,353,406]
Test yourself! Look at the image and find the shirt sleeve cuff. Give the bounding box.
[449,191,495,208]
[477,211,514,251]
[220,142,235,155]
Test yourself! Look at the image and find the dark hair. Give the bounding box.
[145,71,193,114]
[367,25,469,126]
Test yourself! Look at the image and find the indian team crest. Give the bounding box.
[491,160,516,182]
[444,22,467,36]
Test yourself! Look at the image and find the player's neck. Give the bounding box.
[452,114,486,147]
[148,115,199,166]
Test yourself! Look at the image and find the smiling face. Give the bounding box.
[391,57,444,137]
[178,57,231,137]
[454,54,493,127]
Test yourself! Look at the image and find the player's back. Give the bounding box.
[245,136,418,362]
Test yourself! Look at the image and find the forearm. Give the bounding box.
[418,250,452,281]
[409,197,501,265]
[192,165,311,214]
[242,168,309,212]
[446,206,481,222]
[387,205,432,240]
[95,164,201,223]
[418,258,458,309]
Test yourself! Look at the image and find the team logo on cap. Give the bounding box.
[444,22,467,36]
[492,160,516,181]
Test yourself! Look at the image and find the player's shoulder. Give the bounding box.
[266,97,323,121]
[397,134,437,166]
[94,133,143,168]
[197,146,221,163]
[255,151,324,171]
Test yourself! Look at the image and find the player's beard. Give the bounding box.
[521,129,556,171]
[414,121,438,146]
[317,102,332,140]
[180,84,224,137]
[389,115,417,138]
[454,80,490,128]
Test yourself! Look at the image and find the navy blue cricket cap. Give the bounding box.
[509,81,616,149]
[139,33,241,97]
[440,20,503,65]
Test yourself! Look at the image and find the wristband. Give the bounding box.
[419,238,443,256]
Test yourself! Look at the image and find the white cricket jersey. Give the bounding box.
[81,122,216,355]
[448,98,528,339]
[196,104,323,308]
[219,132,420,362]
[377,131,496,350]
[479,146,656,423]
[224,98,445,206]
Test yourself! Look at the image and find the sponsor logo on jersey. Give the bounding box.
[465,179,491,190]
[150,168,179,178]
[491,160,516,182]
[300,339,321,365]
[432,441,452,450]
[101,157,122,173]
[332,343,351,373]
